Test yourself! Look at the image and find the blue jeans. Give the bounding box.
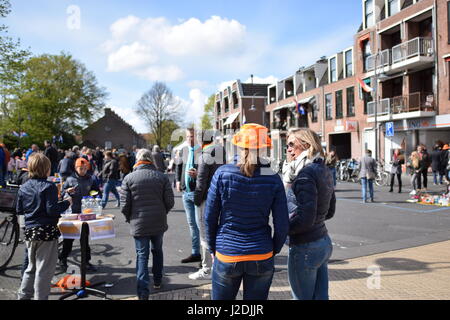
[288,235,333,300]
[0,169,5,187]
[212,257,275,300]
[433,171,444,185]
[182,192,200,256]
[134,234,164,298]
[102,179,120,208]
[361,178,374,202]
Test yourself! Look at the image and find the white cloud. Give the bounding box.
[175,88,208,126]
[107,42,157,72]
[135,65,185,82]
[103,15,248,82]
[109,105,148,134]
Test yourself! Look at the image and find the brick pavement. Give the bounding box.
[122,240,450,300]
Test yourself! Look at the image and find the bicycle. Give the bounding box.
[0,186,20,271]
[375,161,390,187]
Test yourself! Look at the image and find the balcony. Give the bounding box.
[391,37,433,65]
[364,37,434,75]
[271,121,288,131]
[367,92,436,122]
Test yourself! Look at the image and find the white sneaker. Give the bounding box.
[188,268,211,280]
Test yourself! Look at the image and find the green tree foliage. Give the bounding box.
[2,53,108,147]
[200,94,215,130]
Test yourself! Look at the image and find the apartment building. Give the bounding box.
[213,0,450,166]
[214,79,270,159]
[360,0,450,163]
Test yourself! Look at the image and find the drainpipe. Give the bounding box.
[432,0,438,114]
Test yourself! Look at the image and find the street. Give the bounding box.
[1,176,450,300]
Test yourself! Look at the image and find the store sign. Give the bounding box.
[345,120,358,132]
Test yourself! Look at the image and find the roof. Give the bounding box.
[241,84,269,97]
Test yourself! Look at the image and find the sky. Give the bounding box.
[5,0,363,133]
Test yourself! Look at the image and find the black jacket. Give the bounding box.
[193,144,226,206]
[58,158,75,177]
[101,159,120,181]
[16,178,70,228]
[430,149,443,171]
[62,172,101,214]
[288,158,336,245]
[418,151,431,173]
[44,146,58,165]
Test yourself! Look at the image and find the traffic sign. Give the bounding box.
[386,122,394,137]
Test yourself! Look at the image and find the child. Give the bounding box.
[17,153,72,300]
[59,157,101,272]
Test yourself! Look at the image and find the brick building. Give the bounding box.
[214,79,270,159]
[214,0,450,167]
[81,108,147,150]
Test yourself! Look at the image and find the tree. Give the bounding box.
[200,94,215,130]
[136,82,181,148]
[1,53,108,146]
[0,0,31,139]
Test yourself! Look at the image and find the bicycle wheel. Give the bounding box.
[0,214,20,271]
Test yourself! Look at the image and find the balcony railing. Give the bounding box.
[365,49,391,72]
[368,92,435,116]
[364,37,433,73]
[391,37,433,64]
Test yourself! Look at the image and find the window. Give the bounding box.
[363,40,372,72]
[335,91,343,119]
[388,0,400,16]
[345,50,353,77]
[325,94,333,120]
[330,57,337,83]
[360,79,373,115]
[311,103,319,123]
[347,87,355,117]
[448,1,450,44]
[365,0,374,28]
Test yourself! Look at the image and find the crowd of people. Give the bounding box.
[3,128,449,301]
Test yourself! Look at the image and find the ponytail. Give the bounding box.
[238,148,257,177]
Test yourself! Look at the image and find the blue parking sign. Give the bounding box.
[386,122,394,137]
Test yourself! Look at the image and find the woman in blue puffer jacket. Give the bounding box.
[204,124,289,300]
[285,128,336,300]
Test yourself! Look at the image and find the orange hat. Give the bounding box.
[443,145,449,150]
[232,123,272,150]
[75,157,90,168]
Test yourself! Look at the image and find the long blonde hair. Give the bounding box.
[238,148,258,177]
[287,128,325,159]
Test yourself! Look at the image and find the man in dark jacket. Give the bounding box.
[100,151,121,208]
[0,144,5,187]
[189,131,225,280]
[120,149,174,299]
[430,143,444,185]
[44,141,59,176]
[175,128,202,264]
[151,145,166,173]
[417,144,431,190]
[58,151,75,182]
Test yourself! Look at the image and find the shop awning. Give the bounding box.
[223,112,240,126]
[297,96,315,105]
[273,102,296,112]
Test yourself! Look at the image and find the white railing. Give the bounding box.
[365,49,391,72]
[367,98,390,116]
[391,37,433,64]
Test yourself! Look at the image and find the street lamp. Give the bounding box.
[372,50,388,163]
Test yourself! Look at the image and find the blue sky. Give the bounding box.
[5,0,362,133]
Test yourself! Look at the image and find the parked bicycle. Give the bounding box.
[0,186,20,271]
[375,160,390,187]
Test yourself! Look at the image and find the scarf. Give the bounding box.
[185,145,200,192]
[283,150,323,187]
[133,160,152,169]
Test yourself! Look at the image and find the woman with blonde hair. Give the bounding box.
[409,151,421,194]
[204,124,289,300]
[285,128,336,300]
